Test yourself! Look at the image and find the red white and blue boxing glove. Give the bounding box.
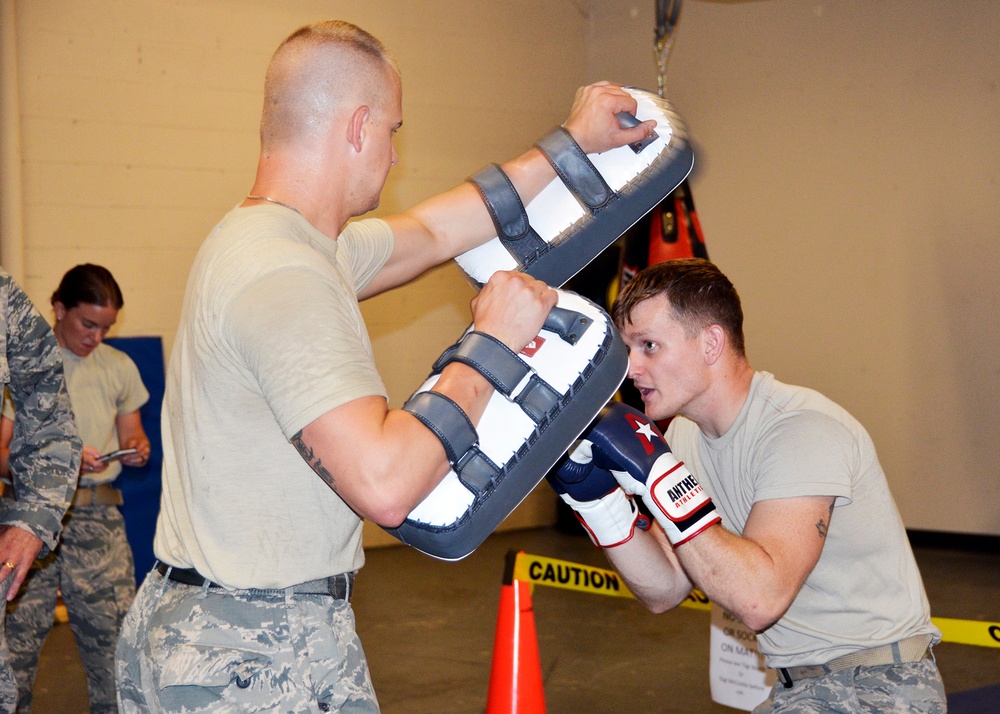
[547,440,649,548]
[583,402,721,546]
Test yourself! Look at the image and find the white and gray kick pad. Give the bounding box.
[385,290,628,560]
[456,86,694,288]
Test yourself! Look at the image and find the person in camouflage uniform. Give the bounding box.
[0,268,81,713]
[115,18,646,714]
[552,259,946,713]
[3,265,150,714]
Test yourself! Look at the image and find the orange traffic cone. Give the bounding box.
[486,550,546,713]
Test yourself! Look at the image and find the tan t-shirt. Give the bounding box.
[62,343,149,486]
[153,204,395,589]
[3,345,147,487]
[666,371,939,667]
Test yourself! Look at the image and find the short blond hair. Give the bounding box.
[259,20,400,149]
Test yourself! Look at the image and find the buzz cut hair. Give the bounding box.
[259,20,400,149]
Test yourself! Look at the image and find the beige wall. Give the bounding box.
[2,0,589,546]
[3,1,997,539]
[588,0,1000,536]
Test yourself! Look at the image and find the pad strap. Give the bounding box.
[405,300,603,498]
[403,391,501,495]
[536,128,614,211]
[402,391,477,467]
[434,332,528,396]
[470,164,550,271]
[434,331,561,425]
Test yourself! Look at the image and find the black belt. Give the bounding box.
[155,562,353,600]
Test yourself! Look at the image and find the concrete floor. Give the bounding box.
[31,527,1000,713]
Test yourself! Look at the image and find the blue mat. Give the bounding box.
[104,336,164,587]
[947,682,1000,714]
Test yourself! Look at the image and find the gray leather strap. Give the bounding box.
[434,332,528,397]
[402,391,477,467]
[433,329,566,426]
[403,388,502,493]
[536,128,614,211]
[512,377,562,425]
[407,301,599,491]
[470,164,550,270]
[455,450,501,494]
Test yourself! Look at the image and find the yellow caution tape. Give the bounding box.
[512,552,635,599]
[931,617,1000,649]
[511,552,709,609]
[512,552,999,648]
[681,588,712,612]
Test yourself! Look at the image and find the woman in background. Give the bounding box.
[1,264,150,714]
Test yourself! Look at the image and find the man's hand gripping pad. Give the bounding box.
[584,402,721,546]
[456,87,694,288]
[385,290,628,560]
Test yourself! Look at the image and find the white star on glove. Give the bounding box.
[634,419,658,443]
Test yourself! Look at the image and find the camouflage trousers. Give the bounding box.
[5,504,135,714]
[0,579,15,714]
[754,656,946,713]
[116,567,379,713]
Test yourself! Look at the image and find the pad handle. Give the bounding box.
[615,111,659,154]
[543,305,592,346]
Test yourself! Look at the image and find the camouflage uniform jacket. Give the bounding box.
[0,269,80,553]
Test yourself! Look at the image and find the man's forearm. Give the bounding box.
[604,526,694,614]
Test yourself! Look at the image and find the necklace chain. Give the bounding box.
[245,195,302,215]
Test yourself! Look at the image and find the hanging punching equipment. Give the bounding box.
[614,0,708,306]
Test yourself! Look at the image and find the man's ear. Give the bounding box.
[347,105,370,153]
[703,324,726,365]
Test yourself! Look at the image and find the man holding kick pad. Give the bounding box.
[115,18,655,714]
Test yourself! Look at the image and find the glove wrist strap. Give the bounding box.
[562,489,643,548]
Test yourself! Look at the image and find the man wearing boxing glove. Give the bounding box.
[552,259,944,713]
[114,18,655,714]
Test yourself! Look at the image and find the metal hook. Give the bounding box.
[655,0,682,44]
[654,0,683,97]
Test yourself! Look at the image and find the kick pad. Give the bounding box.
[385,290,628,560]
[455,86,694,288]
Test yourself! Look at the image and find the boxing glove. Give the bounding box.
[547,440,648,548]
[584,402,720,546]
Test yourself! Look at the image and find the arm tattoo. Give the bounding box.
[815,502,835,539]
[291,430,337,491]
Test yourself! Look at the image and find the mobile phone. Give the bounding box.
[96,448,138,463]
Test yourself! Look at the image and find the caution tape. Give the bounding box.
[511,552,710,610]
[931,617,1000,649]
[511,552,999,648]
